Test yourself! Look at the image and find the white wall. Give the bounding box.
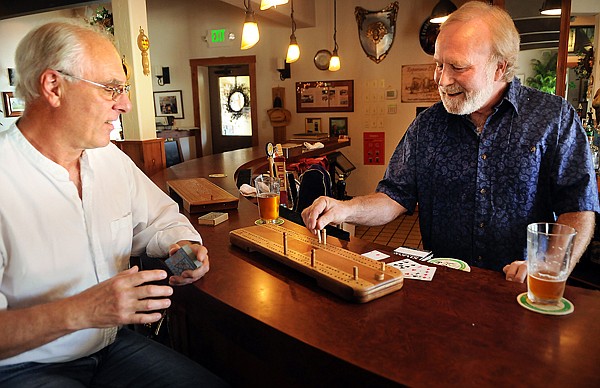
[1,0,596,196]
[146,0,449,196]
[0,9,76,129]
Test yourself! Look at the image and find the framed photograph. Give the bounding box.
[154,90,184,119]
[296,80,354,113]
[401,64,440,103]
[305,117,322,133]
[2,92,25,117]
[329,117,348,137]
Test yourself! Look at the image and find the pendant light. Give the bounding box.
[241,0,259,50]
[429,0,457,24]
[286,0,300,63]
[328,0,340,72]
[260,0,289,10]
[540,0,561,15]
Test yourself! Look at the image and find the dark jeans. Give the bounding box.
[0,327,228,387]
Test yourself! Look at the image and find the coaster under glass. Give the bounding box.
[516,292,574,315]
[255,218,284,226]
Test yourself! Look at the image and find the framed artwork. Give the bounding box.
[305,117,322,133]
[329,117,348,137]
[2,91,25,117]
[296,80,354,113]
[401,64,440,103]
[154,90,184,119]
[568,26,594,53]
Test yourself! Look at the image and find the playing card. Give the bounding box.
[362,250,391,260]
[389,258,436,281]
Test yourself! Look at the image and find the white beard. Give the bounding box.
[439,64,497,115]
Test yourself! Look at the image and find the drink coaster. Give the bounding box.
[255,218,284,226]
[516,293,574,315]
[428,258,471,272]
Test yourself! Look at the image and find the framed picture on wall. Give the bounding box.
[154,90,184,119]
[305,117,322,133]
[329,117,348,137]
[296,80,354,113]
[2,91,25,117]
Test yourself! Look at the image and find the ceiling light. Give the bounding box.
[429,0,457,24]
[328,0,340,71]
[286,0,300,63]
[260,0,289,10]
[241,0,259,50]
[540,0,562,15]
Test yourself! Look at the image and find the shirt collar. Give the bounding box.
[501,77,521,116]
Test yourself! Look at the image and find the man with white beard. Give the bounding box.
[302,1,599,283]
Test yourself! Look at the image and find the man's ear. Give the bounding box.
[39,70,63,107]
[494,60,508,81]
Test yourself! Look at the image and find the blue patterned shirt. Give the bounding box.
[377,79,600,271]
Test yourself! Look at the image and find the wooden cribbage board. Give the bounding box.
[167,178,239,213]
[230,224,404,303]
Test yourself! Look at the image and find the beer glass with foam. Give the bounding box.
[255,175,280,223]
[526,223,577,305]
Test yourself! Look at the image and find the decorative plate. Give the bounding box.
[313,49,332,71]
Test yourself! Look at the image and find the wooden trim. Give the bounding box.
[556,0,571,98]
[189,56,259,155]
[113,138,166,177]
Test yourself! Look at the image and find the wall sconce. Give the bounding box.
[260,0,288,10]
[429,0,457,24]
[155,66,170,86]
[277,59,291,80]
[328,0,340,71]
[241,0,260,50]
[286,0,300,63]
[540,0,561,15]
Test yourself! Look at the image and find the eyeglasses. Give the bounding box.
[56,70,131,101]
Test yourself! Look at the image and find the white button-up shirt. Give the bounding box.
[0,123,201,365]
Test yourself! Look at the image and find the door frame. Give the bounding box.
[190,56,258,156]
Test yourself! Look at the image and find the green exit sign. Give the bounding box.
[211,29,226,43]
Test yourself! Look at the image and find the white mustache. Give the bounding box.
[439,86,464,94]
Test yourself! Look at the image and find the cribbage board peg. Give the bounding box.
[353,266,358,280]
[283,232,288,255]
[317,230,322,244]
[311,248,316,267]
[381,262,386,271]
[323,229,327,245]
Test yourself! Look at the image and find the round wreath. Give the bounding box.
[225,84,250,120]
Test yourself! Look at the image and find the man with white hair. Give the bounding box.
[0,20,227,387]
[303,1,599,283]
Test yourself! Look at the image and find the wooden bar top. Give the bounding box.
[151,144,600,387]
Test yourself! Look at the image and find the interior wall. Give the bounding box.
[2,0,593,197]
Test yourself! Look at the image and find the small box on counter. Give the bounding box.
[198,212,228,226]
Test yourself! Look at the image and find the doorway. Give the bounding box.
[190,56,258,156]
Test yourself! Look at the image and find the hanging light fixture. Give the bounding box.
[260,0,289,10]
[241,0,259,50]
[429,0,457,24]
[286,0,300,63]
[328,0,340,72]
[540,0,561,15]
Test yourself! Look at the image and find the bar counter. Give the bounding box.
[150,145,600,387]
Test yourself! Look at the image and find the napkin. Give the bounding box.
[239,183,256,196]
[304,142,324,150]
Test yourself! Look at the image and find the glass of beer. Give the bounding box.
[255,174,280,223]
[526,223,577,305]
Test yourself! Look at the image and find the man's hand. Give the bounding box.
[503,260,527,283]
[168,243,210,286]
[69,266,173,329]
[301,196,348,233]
